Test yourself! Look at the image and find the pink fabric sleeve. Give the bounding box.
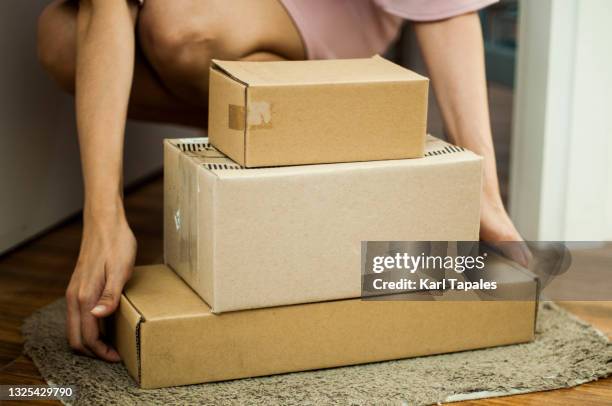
[374,0,499,21]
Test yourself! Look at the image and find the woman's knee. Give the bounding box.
[138,3,221,84]
[37,1,77,93]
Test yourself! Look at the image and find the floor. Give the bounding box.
[0,176,610,405]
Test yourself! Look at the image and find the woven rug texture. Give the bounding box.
[22,300,612,405]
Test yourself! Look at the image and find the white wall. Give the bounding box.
[563,0,612,240]
[510,0,612,240]
[0,1,199,254]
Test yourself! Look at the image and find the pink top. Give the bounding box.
[280,0,498,59]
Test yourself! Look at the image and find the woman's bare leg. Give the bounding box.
[37,0,205,127]
[38,0,305,126]
[137,0,305,107]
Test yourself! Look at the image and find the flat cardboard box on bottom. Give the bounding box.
[111,262,538,389]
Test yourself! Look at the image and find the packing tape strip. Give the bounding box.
[177,152,198,277]
[228,102,273,131]
[228,104,245,131]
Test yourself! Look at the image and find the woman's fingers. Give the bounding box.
[517,241,533,268]
[486,241,532,268]
[65,282,95,357]
[65,214,136,361]
[90,270,129,318]
[69,266,121,362]
[80,304,121,362]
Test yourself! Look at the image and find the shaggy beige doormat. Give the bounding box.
[23,300,611,405]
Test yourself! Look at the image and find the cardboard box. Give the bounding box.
[208,56,429,167]
[111,261,538,389]
[164,136,482,313]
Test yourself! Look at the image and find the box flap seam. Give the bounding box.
[243,87,248,166]
[123,294,144,385]
[211,60,249,87]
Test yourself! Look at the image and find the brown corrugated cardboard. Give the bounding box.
[164,136,483,313]
[208,56,429,167]
[111,261,538,389]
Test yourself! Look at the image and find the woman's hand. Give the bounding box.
[65,205,136,362]
[480,190,531,267]
[480,192,521,242]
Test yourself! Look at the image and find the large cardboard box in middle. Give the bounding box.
[164,136,482,312]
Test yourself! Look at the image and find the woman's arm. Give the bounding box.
[413,12,529,265]
[65,0,138,361]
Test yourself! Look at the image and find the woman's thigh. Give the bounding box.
[37,0,207,126]
[138,0,305,104]
[37,0,305,123]
[37,0,79,92]
[140,0,304,60]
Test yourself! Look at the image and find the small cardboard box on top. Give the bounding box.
[208,55,429,167]
[164,136,483,313]
[111,258,538,389]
